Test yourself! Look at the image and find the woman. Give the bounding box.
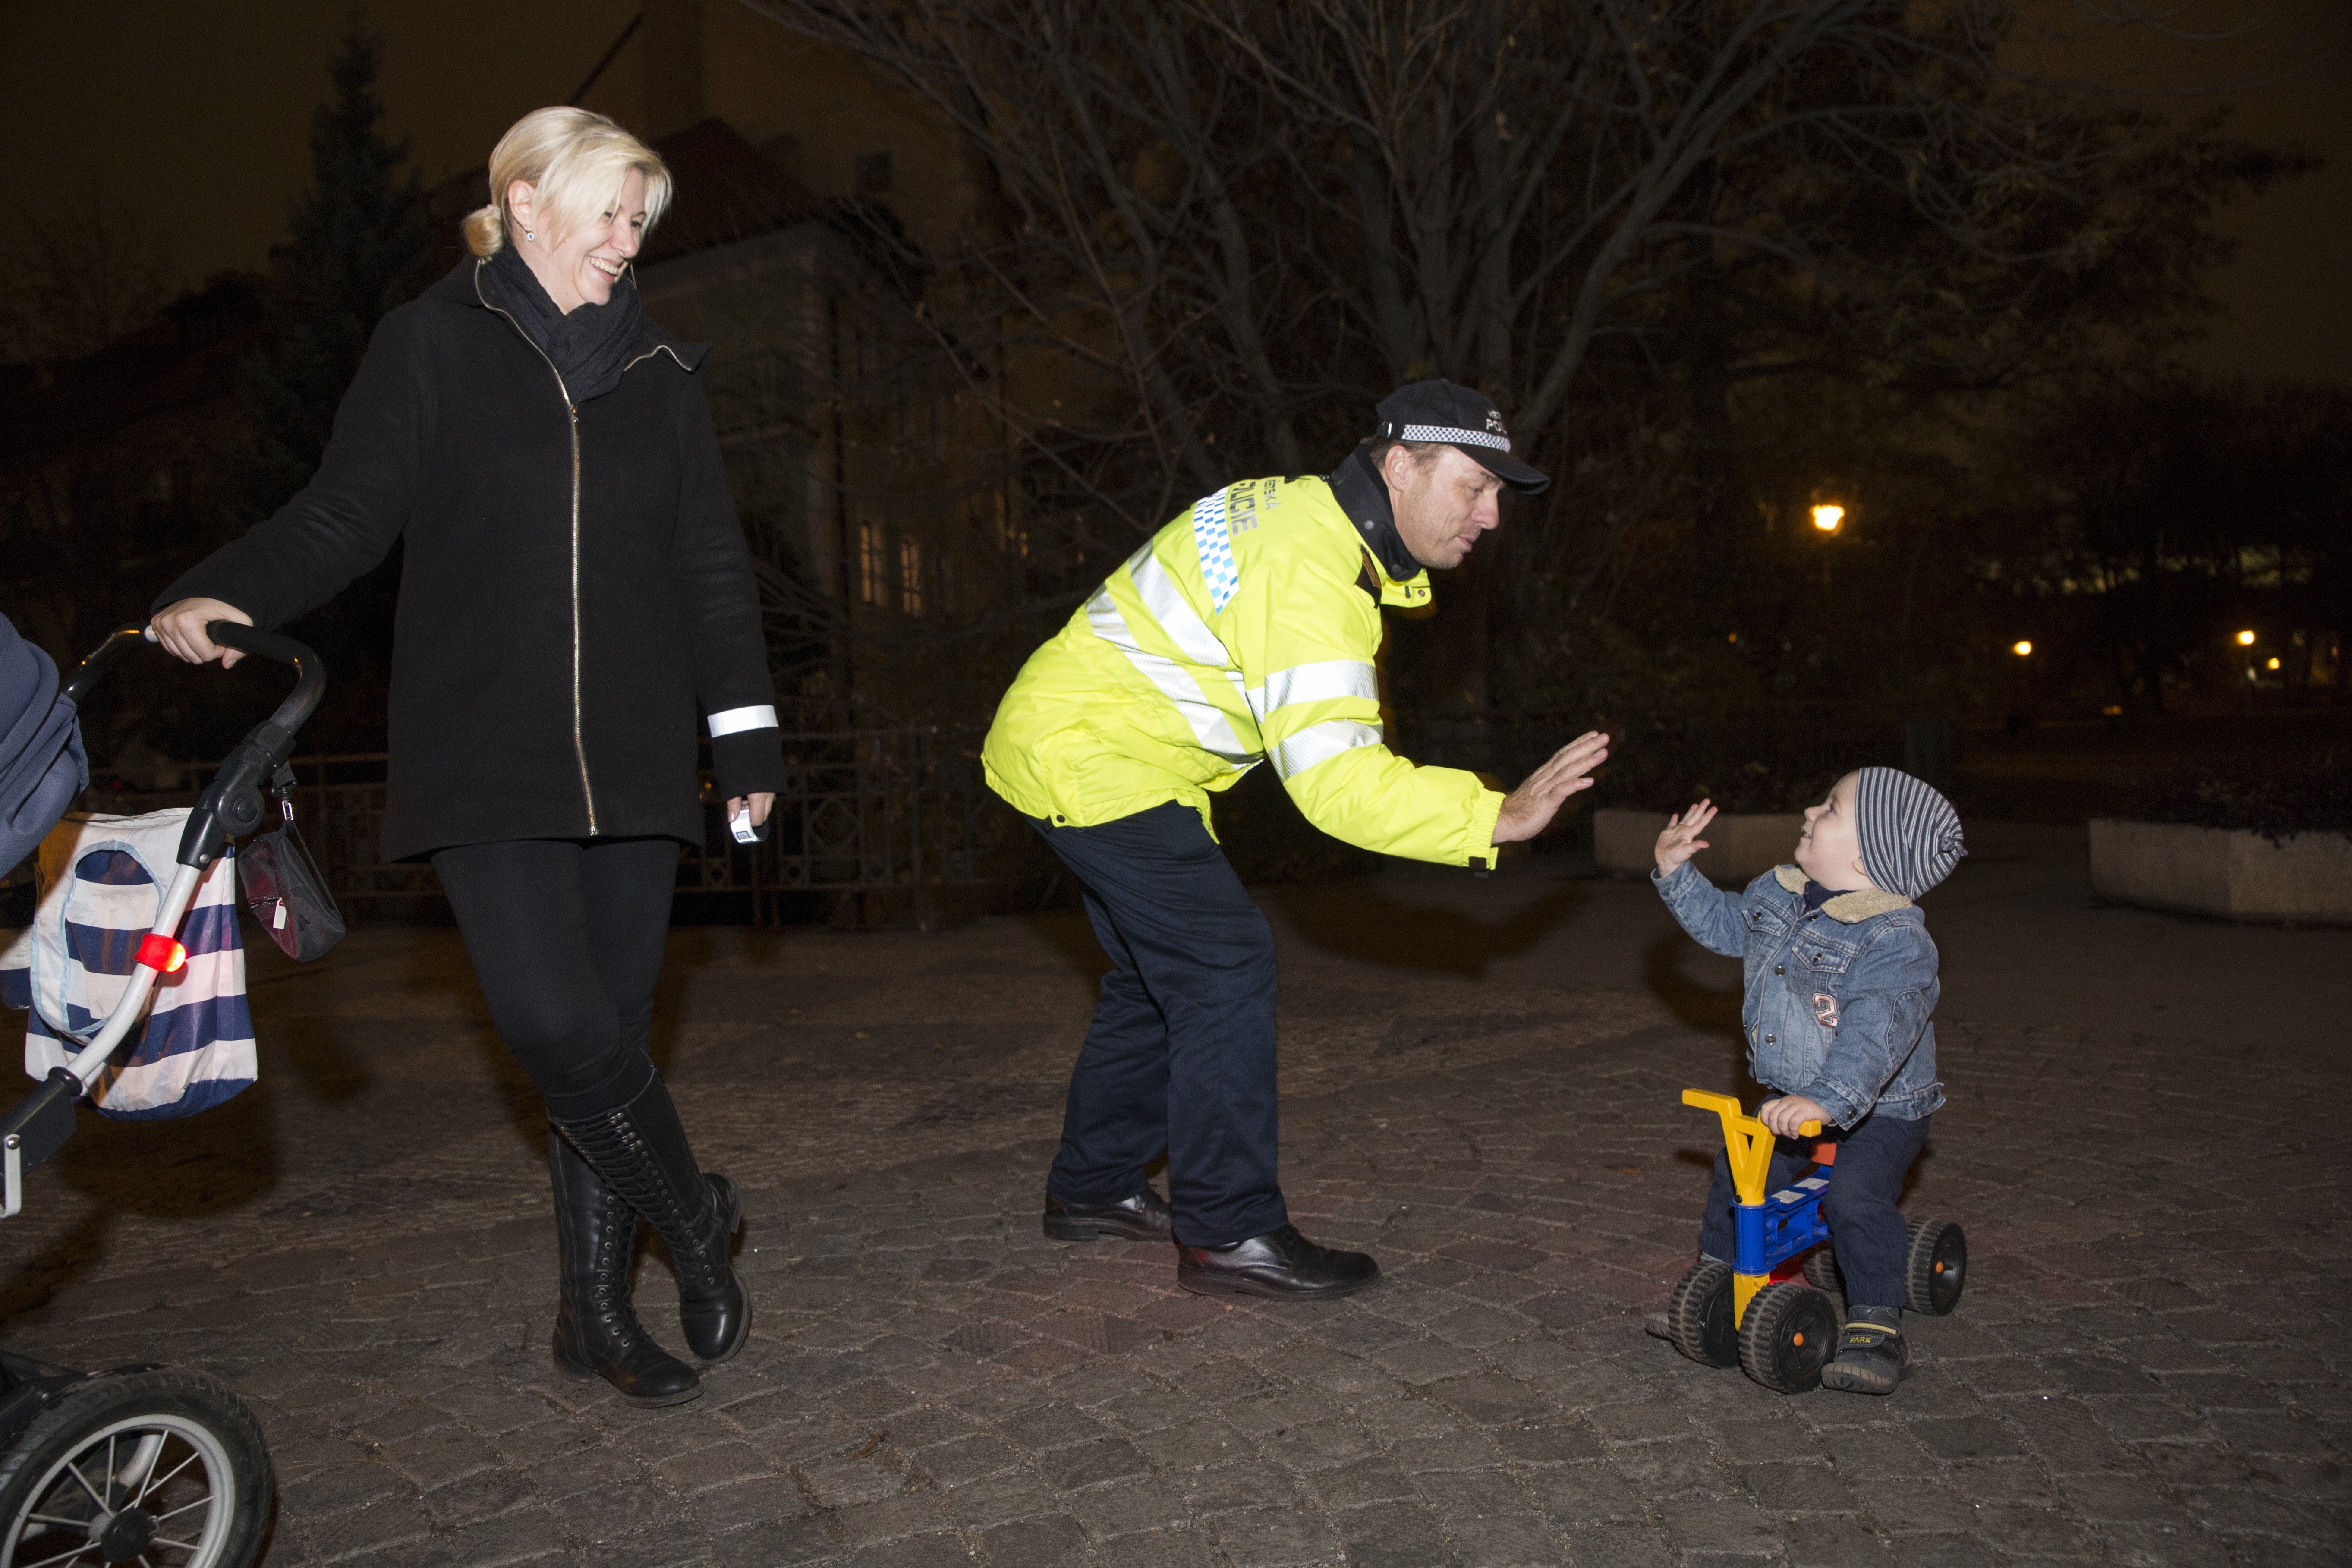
[152,108,780,1409]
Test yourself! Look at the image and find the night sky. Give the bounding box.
[9,0,2349,384]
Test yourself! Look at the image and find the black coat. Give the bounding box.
[157,259,784,861]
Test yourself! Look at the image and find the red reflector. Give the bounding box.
[135,934,187,974]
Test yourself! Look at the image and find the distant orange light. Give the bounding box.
[2011,640,2033,656]
[2236,630,2256,646]
[2267,656,2281,670]
[1810,504,1845,533]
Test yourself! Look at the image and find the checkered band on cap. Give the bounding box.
[1391,423,1511,452]
[1855,767,1965,899]
[1191,489,1241,611]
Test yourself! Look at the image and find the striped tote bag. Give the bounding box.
[0,810,254,1119]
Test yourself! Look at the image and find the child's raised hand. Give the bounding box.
[1654,799,1717,873]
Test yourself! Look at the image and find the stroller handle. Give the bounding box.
[63,621,327,736]
[58,624,149,705]
[208,622,327,736]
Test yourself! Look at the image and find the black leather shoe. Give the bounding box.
[546,1130,701,1408]
[1177,1224,1381,1300]
[1043,1185,1174,1242]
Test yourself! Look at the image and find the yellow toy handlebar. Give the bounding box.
[1681,1089,1821,1208]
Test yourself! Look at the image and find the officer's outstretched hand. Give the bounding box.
[1492,730,1609,844]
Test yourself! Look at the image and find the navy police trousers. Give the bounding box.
[1032,801,1287,1247]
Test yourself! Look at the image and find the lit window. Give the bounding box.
[859,523,884,605]
[899,537,925,617]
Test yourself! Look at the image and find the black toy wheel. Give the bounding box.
[1905,1219,1967,1315]
[0,1366,272,1568]
[1665,1259,1739,1368]
[1800,1244,1843,1298]
[1738,1281,1838,1394]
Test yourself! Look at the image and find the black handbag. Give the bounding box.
[236,769,344,961]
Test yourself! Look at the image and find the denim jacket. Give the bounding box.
[1652,862,1944,1126]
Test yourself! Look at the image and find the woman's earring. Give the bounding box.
[525,229,535,242]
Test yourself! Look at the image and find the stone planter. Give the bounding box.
[2089,819,2352,923]
[1594,808,1802,885]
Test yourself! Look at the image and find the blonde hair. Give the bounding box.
[461,107,673,258]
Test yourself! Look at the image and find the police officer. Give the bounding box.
[983,381,1609,1299]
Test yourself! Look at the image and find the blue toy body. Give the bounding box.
[1736,1172,1832,1279]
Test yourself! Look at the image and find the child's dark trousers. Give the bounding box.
[1698,1110,1930,1309]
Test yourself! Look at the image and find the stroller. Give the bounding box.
[0,618,326,1568]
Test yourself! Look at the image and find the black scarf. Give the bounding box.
[1326,444,1422,582]
[484,244,646,404]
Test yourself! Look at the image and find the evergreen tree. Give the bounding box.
[234,13,436,752]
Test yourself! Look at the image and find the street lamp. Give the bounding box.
[2236,630,2256,646]
[2012,640,2032,656]
[1810,504,1845,534]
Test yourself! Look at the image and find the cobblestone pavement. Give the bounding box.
[1,825,2346,1566]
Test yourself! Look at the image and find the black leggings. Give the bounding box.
[430,837,679,1120]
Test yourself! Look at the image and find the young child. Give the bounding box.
[1649,766,1964,1393]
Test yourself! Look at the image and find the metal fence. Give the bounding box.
[679,728,992,926]
[71,729,992,928]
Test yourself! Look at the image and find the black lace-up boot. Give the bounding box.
[1818,1304,1911,1394]
[547,1130,701,1407]
[553,1078,750,1363]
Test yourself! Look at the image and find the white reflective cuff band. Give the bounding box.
[707,705,778,738]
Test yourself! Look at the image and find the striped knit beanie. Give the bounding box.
[1855,767,1966,899]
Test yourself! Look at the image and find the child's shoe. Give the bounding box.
[1818,1305,1909,1394]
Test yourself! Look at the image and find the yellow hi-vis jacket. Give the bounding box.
[982,474,1505,869]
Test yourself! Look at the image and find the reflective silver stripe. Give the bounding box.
[707,705,779,737]
[1247,660,1378,721]
[1128,548,1234,669]
[1085,586,1256,767]
[1272,719,1383,780]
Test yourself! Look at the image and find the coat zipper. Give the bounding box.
[475,262,598,836]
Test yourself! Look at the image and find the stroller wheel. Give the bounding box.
[0,1366,271,1568]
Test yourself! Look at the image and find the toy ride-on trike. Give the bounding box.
[1661,1089,1967,1394]
[0,620,325,1566]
